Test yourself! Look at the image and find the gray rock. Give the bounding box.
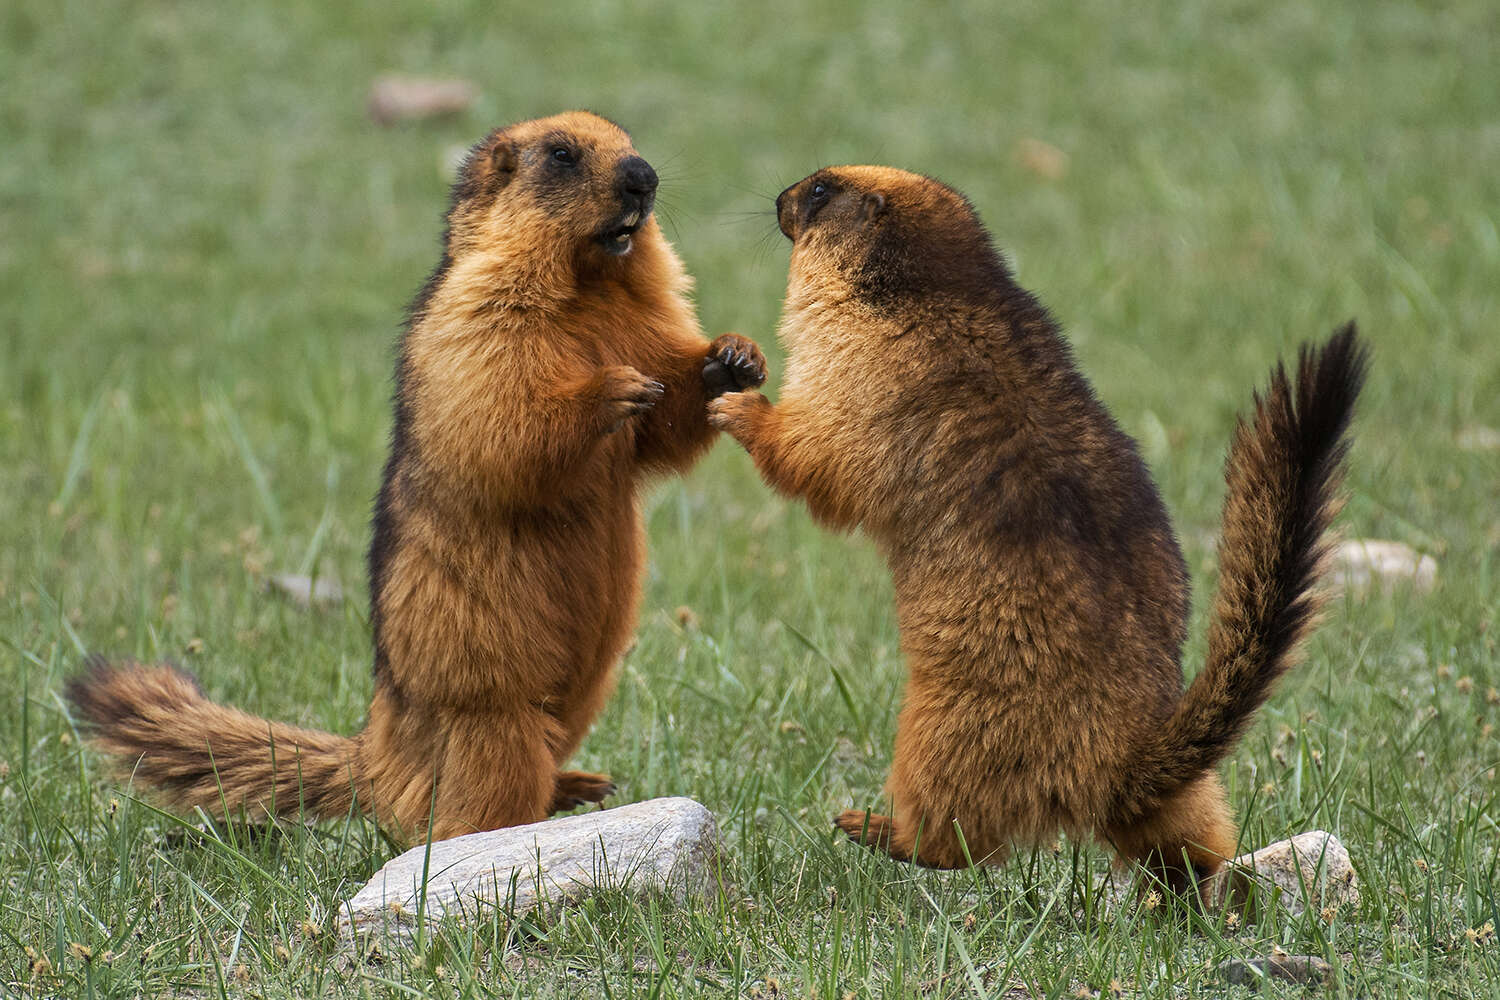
[1094,831,1358,921]
[1218,954,1332,986]
[338,797,722,947]
[1456,425,1500,452]
[1215,830,1359,918]
[367,75,478,126]
[1334,539,1438,594]
[268,573,343,608]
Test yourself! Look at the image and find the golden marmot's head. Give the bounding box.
[776,166,1006,309]
[448,111,660,262]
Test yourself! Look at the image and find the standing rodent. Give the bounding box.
[711,165,1364,888]
[65,112,767,844]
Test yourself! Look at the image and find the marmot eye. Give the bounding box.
[550,147,576,166]
[810,182,829,199]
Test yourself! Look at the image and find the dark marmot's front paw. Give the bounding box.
[599,365,664,432]
[707,390,770,441]
[702,333,768,398]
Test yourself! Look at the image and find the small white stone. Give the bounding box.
[338,797,723,947]
[1218,954,1331,986]
[267,573,343,608]
[1456,425,1500,452]
[366,75,478,126]
[1215,830,1359,917]
[1334,539,1438,595]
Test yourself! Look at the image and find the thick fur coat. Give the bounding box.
[67,112,766,843]
[712,165,1365,886]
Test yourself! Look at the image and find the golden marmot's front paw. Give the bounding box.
[708,390,769,441]
[599,365,664,433]
[834,808,895,849]
[702,333,768,398]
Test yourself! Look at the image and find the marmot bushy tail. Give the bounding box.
[66,658,361,821]
[1109,323,1368,825]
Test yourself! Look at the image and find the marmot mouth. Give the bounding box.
[597,210,646,256]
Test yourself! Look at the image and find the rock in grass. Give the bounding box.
[338,797,722,947]
[1456,424,1500,452]
[1215,830,1359,918]
[1015,137,1069,180]
[367,75,478,126]
[1218,954,1332,986]
[267,573,343,608]
[1334,539,1437,595]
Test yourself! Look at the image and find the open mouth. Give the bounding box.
[598,208,646,256]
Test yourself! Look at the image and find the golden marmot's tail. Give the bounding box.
[66,657,364,823]
[1111,323,1367,825]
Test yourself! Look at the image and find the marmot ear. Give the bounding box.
[859,191,887,223]
[489,138,518,189]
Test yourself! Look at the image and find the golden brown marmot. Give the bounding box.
[711,165,1364,888]
[66,111,767,843]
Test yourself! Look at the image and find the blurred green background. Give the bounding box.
[1,1,1496,996]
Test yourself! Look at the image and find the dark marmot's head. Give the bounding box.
[447,111,661,263]
[776,166,1009,311]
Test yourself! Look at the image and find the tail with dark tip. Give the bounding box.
[65,657,365,823]
[1110,323,1368,824]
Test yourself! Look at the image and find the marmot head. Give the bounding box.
[776,166,1007,310]
[447,111,660,263]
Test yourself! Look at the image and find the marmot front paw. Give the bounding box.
[707,389,770,440]
[702,333,768,398]
[599,365,665,432]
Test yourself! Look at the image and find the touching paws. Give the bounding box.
[702,333,768,398]
[707,389,770,441]
[599,365,664,433]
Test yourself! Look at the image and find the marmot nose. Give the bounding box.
[775,189,795,239]
[617,156,658,198]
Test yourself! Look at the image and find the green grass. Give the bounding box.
[2,0,1497,995]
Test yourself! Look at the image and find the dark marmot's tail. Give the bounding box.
[1110,323,1367,824]
[65,657,365,823]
